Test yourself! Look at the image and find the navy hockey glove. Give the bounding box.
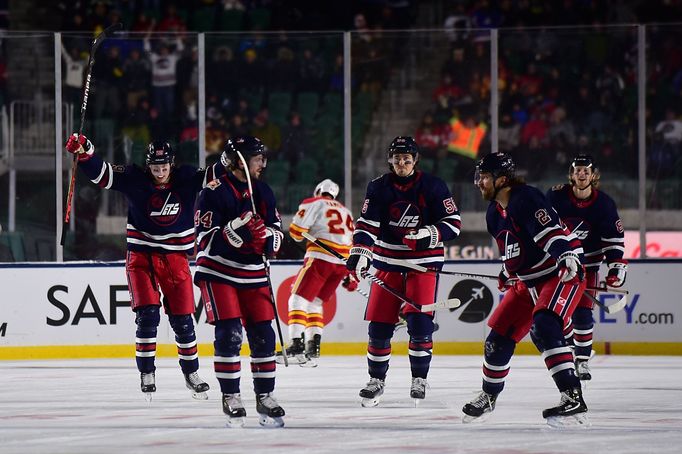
[263,226,284,258]
[223,212,266,252]
[557,251,584,283]
[606,260,627,287]
[346,246,372,281]
[402,225,440,251]
[65,133,94,162]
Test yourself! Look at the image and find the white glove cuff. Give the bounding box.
[426,224,440,248]
[608,261,627,271]
[349,246,373,261]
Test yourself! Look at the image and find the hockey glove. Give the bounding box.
[606,260,627,287]
[402,225,440,251]
[65,133,94,162]
[223,211,266,252]
[346,246,372,281]
[557,251,584,283]
[497,267,512,291]
[341,274,358,292]
[263,226,284,258]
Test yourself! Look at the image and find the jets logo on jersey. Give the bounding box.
[564,218,591,241]
[388,201,421,237]
[495,230,525,272]
[148,192,182,226]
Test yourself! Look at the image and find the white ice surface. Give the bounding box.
[1,355,681,454]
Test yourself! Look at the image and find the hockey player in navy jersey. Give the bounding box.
[65,134,218,401]
[346,136,462,407]
[462,152,589,428]
[547,154,627,380]
[193,136,286,428]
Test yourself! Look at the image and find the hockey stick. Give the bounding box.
[235,150,288,367]
[583,290,628,314]
[301,232,461,312]
[61,23,123,246]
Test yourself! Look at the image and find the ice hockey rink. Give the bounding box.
[1,355,681,454]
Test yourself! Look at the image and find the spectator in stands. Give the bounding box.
[92,45,123,120]
[548,107,576,148]
[415,111,448,159]
[209,46,238,101]
[229,112,250,138]
[156,3,187,32]
[122,96,152,148]
[270,46,297,92]
[144,28,184,132]
[251,108,281,153]
[279,111,309,166]
[520,108,548,145]
[177,45,199,116]
[298,47,326,94]
[498,111,521,153]
[122,47,151,114]
[651,107,682,178]
[61,43,87,108]
[446,108,487,175]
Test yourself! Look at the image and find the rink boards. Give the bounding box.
[0,260,680,358]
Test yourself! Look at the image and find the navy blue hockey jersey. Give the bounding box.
[486,184,583,287]
[354,170,461,272]
[193,171,282,288]
[79,154,223,254]
[546,184,625,271]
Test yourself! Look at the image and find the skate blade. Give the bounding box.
[361,396,382,408]
[226,416,246,428]
[258,415,285,428]
[144,392,154,403]
[299,358,318,368]
[191,391,209,400]
[461,411,493,424]
[412,398,422,408]
[275,354,308,365]
[546,413,591,429]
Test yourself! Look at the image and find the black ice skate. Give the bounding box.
[359,377,385,407]
[222,393,246,428]
[462,391,498,423]
[575,359,592,381]
[140,372,156,402]
[410,377,428,406]
[256,392,285,428]
[300,334,321,368]
[184,372,209,400]
[542,387,590,428]
[275,338,308,365]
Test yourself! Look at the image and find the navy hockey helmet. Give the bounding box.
[145,141,174,167]
[221,136,266,168]
[570,154,595,170]
[474,152,515,184]
[387,136,419,160]
[569,153,600,187]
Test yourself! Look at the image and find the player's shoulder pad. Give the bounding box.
[551,183,568,191]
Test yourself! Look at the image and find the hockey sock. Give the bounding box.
[367,322,394,380]
[563,319,575,346]
[169,314,199,374]
[246,321,277,394]
[572,307,594,361]
[304,297,324,339]
[287,294,308,340]
[531,310,580,391]
[405,313,434,379]
[135,305,160,373]
[481,330,516,395]
[214,318,243,394]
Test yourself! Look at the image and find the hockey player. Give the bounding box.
[462,152,589,428]
[547,154,627,380]
[346,136,462,407]
[65,135,215,401]
[193,136,286,428]
[280,178,355,365]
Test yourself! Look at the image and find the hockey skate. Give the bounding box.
[275,338,309,365]
[359,377,385,407]
[140,372,156,402]
[543,387,590,428]
[462,391,497,423]
[575,359,592,381]
[184,372,209,400]
[222,393,246,428]
[410,377,428,406]
[256,392,285,428]
[299,334,321,368]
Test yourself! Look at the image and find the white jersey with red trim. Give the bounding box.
[289,196,354,265]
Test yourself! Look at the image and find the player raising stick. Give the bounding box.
[65,136,219,401]
[346,136,462,407]
[279,178,355,365]
[547,154,627,380]
[462,152,589,428]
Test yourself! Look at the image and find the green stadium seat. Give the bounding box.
[268,92,292,127]
[296,92,319,127]
[265,160,290,186]
[293,158,319,184]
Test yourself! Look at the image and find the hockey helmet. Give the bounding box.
[145,141,174,167]
[221,136,266,168]
[314,178,340,199]
[570,154,595,170]
[474,152,515,184]
[387,136,419,161]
